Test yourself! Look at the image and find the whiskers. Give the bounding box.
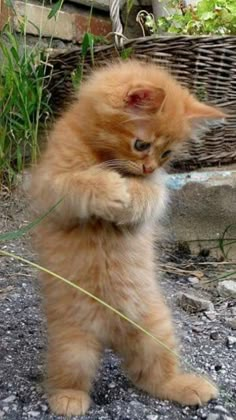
[94,159,143,176]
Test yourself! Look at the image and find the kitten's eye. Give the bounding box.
[134,139,151,152]
[161,150,172,159]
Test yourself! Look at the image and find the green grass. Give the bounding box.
[0,23,52,188]
[0,0,112,189]
[0,0,69,189]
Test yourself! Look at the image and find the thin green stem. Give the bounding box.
[0,249,218,393]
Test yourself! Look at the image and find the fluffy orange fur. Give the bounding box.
[30,60,224,416]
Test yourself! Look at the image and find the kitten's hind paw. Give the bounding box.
[159,373,218,406]
[48,389,91,416]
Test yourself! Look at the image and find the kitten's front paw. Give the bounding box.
[48,389,91,416]
[160,373,218,406]
[95,172,130,222]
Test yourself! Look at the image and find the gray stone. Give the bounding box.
[224,317,236,330]
[2,396,16,403]
[206,415,222,420]
[2,407,9,412]
[177,292,214,313]
[214,406,230,414]
[205,311,216,320]
[217,280,236,298]
[206,414,234,420]
[166,168,236,259]
[187,276,200,285]
[226,336,236,348]
[231,307,236,316]
[210,331,220,340]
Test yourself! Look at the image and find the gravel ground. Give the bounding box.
[0,194,235,420]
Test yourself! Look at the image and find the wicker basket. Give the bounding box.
[46,3,236,171]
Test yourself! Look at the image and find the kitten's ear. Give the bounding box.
[125,86,166,113]
[185,97,227,121]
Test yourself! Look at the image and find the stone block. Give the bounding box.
[8,1,111,42]
[166,166,236,259]
[13,1,75,40]
[74,14,112,41]
[69,0,151,12]
[69,0,111,11]
[0,0,12,30]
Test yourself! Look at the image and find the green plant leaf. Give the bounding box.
[10,46,20,63]
[48,0,64,20]
[127,0,134,14]
[4,0,14,8]
[152,0,236,35]
[81,32,94,64]
[71,65,83,89]
[201,12,215,21]
[120,47,133,60]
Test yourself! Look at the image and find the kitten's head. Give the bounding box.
[77,60,226,176]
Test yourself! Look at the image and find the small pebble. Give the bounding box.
[210,331,220,340]
[231,307,236,316]
[217,280,236,298]
[226,336,236,348]
[224,317,236,330]
[192,325,204,333]
[177,292,214,313]
[28,411,40,417]
[2,407,9,413]
[205,311,216,321]
[214,406,229,414]
[188,276,200,285]
[2,395,16,403]
[206,414,226,420]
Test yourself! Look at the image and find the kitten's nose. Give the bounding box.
[143,164,155,174]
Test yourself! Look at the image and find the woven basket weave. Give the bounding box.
[47,35,236,170]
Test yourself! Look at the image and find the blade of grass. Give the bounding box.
[0,198,64,242]
[218,224,236,258]
[0,250,180,356]
[203,270,236,285]
[0,249,219,393]
[48,0,64,20]
[82,32,95,65]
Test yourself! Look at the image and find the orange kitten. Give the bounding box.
[30,60,224,416]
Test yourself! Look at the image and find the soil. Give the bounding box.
[0,191,235,420]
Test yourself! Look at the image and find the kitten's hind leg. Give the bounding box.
[116,299,218,406]
[46,325,101,416]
